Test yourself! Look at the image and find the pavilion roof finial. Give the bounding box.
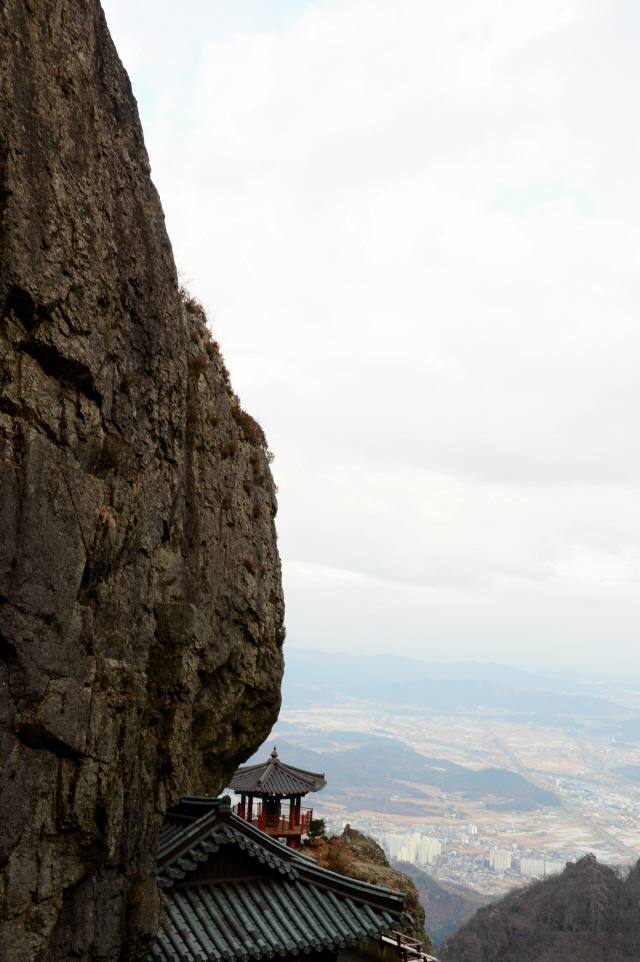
[229,749,326,796]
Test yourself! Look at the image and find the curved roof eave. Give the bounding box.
[228,748,327,795]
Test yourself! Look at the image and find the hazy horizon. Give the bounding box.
[281,646,635,686]
[102,0,640,677]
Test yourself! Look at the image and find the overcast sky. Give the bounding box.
[101,0,640,679]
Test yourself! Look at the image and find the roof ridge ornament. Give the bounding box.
[271,745,278,758]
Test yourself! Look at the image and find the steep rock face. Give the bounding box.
[305,826,433,953]
[0,2,284,960]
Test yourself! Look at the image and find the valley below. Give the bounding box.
[241,651,640,906]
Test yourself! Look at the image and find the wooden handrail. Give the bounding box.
[379,932,442,962]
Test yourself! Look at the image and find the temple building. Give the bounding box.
[150,795,439,962]
[227,747,327,849]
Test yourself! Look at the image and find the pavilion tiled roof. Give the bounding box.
[151,796,412,962]
[228,747,327,796]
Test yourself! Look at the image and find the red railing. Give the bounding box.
[232,804,313,835]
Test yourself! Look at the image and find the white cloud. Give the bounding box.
[101,0,640,677]
[195,35,278,139]
[369,312,413,338]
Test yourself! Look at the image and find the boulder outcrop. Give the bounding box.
[0,2,284,959]
[304,826,433,954]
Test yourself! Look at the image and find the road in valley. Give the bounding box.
[478,716,638,861]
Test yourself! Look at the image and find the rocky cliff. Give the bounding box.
[438,855,640,962]
[304,826,433,954]
[0,2,284,960]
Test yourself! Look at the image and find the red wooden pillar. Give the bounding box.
[288,796,295,830]
[247,794,253,822]
[239,794,246,819]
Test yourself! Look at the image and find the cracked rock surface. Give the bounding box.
[0,2,284,959]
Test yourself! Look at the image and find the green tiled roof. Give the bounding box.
[151,798,413,962]
[157,821,300,888]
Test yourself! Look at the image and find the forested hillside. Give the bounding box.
[398,862,493,946]
[438,855,640,962]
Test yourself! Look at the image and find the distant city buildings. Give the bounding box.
[382,834,406,860]
[489,847,512,872]
[381,832,442,866]
[327,813,582,898]
[520,858,565,877]
[418,836,443,865]
[379,828,567,886]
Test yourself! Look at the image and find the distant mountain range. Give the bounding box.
[245,734,557,812]
[592,717,640,741]
[281,649,625,720]
[612,763,640,783]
